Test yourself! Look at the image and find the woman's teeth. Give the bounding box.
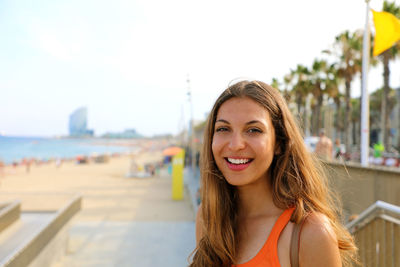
[227,158,251,165]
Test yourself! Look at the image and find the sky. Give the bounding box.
[1,0,400,137]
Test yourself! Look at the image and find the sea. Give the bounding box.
[0,136,134,164]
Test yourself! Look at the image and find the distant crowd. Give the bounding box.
[0,152,126,177]
[313,130,400,168]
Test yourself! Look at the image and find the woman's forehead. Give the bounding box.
[216,97,271,122]
[217,97,269,117]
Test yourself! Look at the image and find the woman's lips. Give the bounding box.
[224,158,253,171]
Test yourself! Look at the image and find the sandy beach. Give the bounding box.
[0,150,196,266]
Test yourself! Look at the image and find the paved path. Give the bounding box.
[59,221,195,267]
[53,165,196,267]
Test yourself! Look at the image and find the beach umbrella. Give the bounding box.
[162,146,183,156]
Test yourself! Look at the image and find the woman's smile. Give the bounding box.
[225,157,254,171]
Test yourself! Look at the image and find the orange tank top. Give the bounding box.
[232,207,295,267]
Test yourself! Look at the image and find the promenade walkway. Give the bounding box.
[53,168,196,267]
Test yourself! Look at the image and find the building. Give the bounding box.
[69,107,94,137]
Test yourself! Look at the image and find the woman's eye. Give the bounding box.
[215,127,229,132]
[248,128,262,133]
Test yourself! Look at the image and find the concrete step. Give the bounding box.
[0,195,81,267]
[0,212,54,265]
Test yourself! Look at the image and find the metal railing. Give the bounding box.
[347,201,400,267]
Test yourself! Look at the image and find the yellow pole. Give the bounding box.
[172,150,185,200]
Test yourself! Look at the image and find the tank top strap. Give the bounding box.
[232,207,296,267]
[264,207,295,255]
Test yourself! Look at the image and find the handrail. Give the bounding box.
[378,214,400,226]
[346,200,400,230]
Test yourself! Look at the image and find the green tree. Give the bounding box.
[308,59,340,136]
[324,64,342,140]
[271,78,280,91]
[333,30,363,153]
[370,87,398,144]
[290,64,312,133]
[309,59,326,135]
[351,98,361,147]
[283,74,293,102]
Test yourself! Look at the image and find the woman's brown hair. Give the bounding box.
[189,80,357,267]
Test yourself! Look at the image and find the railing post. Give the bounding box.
[377,218,385,267]
[384,221,393,267]
[395,224,400,267]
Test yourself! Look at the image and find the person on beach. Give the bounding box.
[334,138,345,159]
[0,159,4,178]
[189,81,357,267]
[314,129,333,161]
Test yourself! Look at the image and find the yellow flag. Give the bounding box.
[372,9,400,57]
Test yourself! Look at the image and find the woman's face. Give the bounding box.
[212,97,277,187]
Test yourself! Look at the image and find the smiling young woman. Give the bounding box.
[211,97,276,188]
[189,81,358,267]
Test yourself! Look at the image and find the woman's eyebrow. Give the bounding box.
[215,119,265,125]
[246,120,263,125]
[215,119,229,124]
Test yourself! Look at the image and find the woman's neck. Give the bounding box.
[236,177,280,219]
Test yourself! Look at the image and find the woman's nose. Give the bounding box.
[228,132,246,150]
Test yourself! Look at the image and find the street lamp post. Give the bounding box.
[361,0,371,166]
[187,76,196,176]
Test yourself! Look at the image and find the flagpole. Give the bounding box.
[361,0,370,166]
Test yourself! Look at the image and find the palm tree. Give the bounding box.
[333,92,345,142]
[271,78,281,91]
[377,1,400,150]
[332,30,363,153]
[351,98,361,147]
[280,73,297,118]
[309,59,326,135]
[290,65,312,133]
[324,63,341,139]
[356,33,378,150]
[282,74,293,102]
[308,59,341,136]
[370,87,398,147]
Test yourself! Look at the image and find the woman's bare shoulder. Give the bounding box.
[299,212,342,267]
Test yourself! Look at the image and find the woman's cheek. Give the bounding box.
[211,135,221,152]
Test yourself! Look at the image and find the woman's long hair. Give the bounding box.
[189,80,357,267]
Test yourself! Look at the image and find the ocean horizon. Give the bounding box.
[0,136,137,164]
